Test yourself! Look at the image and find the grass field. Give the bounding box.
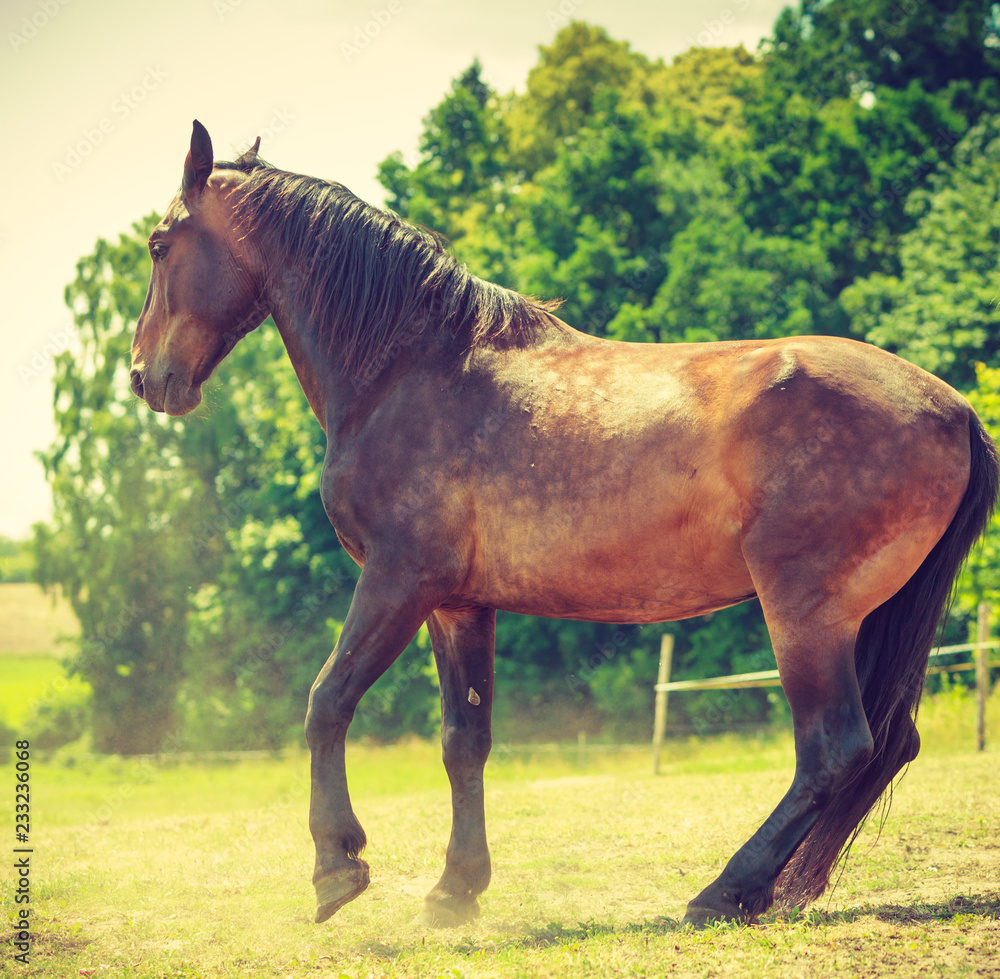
[0,582,84,728]
[5,698,999,979]
[3,582,998,976]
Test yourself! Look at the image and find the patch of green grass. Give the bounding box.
[917,680,1000,755]
[0,653,89,728]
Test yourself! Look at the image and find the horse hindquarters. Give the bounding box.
[686,411,998,924]
[773,413,999,910]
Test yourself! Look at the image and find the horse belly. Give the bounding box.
[468,477,755,623]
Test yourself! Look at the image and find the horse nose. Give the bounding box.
[130,369,145,399]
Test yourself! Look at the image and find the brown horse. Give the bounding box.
[130,121,997,928]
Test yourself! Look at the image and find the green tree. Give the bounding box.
[763,0,1000,100]
[740,0,999,309]
[842,117,1000,389]
[35,222,216,753]
[955,364,1000,614]
[739,72,975,301]
[608,179,835,344]
[506,22,650,175]
[379,60,510,240]
[643,46,762,151]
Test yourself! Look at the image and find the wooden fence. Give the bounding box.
[652,602,999,774]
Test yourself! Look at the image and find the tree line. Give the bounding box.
[32,0,1000,753]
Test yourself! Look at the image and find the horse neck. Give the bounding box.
[263,263,442,438]
[261,240,569,437]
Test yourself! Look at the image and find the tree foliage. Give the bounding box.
[763,0,1000,99]
[843,116,1000,388]
[36,224,210,753]
[37,2,1000,750]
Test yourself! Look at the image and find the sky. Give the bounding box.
[0,0,789,540]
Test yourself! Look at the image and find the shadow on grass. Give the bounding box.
[760,889,1000,928]
[353,915,687,961]
[503,889,998,946]
[356,889,1000,960]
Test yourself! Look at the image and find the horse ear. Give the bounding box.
[234,136,261,170]
[182,119,214,196]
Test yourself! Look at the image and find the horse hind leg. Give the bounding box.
[683,623,874,926]
[773,680,923,913]
[687,422,973,926]
[415,605,496,927]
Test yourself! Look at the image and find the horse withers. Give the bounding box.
[130,120,998,927]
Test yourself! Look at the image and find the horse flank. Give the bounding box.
[221,157,562,379]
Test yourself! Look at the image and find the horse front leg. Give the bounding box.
[416,605,496,927]
[306,566,436,923]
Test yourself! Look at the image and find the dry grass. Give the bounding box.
[3,582,997,974]
[0,582,78,655]
[6,730,999,978]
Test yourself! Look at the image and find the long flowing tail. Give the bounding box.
[774,411,999,909]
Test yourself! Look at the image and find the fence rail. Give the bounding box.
[651,603,998,773]
[653,643,1000,694]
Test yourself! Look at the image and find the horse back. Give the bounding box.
[325,329,972,624]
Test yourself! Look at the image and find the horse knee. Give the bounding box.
[441,720,491,765]
[305,677,354,746]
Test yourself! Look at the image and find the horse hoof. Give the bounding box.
[682,902,750,929]
[314,863,370,923]
[414,896,480,928]
[683,905,721,929]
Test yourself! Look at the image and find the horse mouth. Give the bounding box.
[130,368,202,415]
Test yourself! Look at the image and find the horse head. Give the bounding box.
[130,120,267,415]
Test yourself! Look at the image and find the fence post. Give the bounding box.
[652,633,674,775]
[977,601,990,752]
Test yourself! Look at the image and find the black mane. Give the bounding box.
[223,158,561,379]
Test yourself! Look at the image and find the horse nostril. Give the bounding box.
[130,369,144,398]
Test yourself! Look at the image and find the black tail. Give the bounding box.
[775,411,999,909]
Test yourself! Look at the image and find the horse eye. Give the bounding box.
[150,242,169,261]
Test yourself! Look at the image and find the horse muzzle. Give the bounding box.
[129,365,202,415]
